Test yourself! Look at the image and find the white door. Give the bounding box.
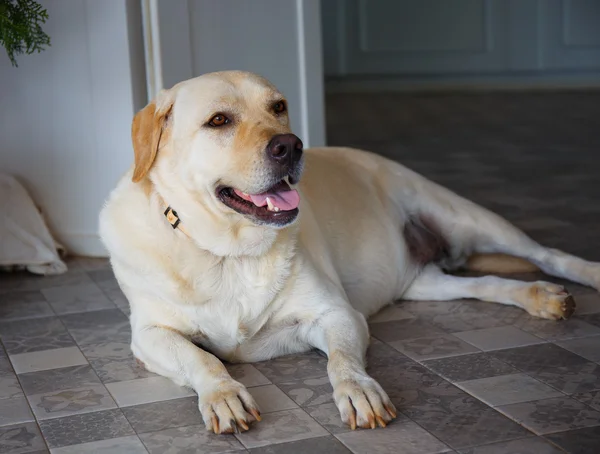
[144,0,327,147]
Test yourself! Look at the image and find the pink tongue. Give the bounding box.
[250,190,300,211]
[234,184,300,211]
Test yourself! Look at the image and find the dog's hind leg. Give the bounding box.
[403,265,576,320]
[446,205,600,292]
[395,168,600,292]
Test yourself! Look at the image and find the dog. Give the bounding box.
[99,71,600,434]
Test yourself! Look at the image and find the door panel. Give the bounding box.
[330,0,509,76]
[539,0,600,70]
[358,0,487,53]
[323,0,600,77]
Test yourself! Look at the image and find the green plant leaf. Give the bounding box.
[0,0,51,67]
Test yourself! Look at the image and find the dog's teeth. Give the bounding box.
[274,207,280,212]
[242,192,249,196]
[266,197,275,211]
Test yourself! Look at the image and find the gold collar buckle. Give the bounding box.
[163,206,181,229]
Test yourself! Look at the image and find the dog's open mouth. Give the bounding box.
[217,180,300,226]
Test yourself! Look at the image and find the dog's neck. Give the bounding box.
[157,195,191,238]
[146,176,296,258]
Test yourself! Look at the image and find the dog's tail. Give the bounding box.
[465,253,540,274]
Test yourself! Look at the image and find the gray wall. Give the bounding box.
[322,0,600,86]
[0,0,146,256]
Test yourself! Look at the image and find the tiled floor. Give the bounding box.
[1,91,600,453]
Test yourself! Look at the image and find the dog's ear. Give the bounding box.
[131,93,173,183]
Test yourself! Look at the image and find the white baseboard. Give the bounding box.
[60,233,108,258]
[325,73,600,94]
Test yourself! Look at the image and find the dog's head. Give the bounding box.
[132,71,304,234]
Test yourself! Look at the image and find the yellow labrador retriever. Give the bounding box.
[100,71,600,434]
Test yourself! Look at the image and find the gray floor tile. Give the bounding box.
[102,286,129,309]
[401,300,466,317]
[305,403,353,435]
[557,335,600,362]
[490,343,588,374]
[139,425,244,454]
[50,435,147,454]
[0,374,23,400]
[389,334,480,361]
[368,360,447,396]
[249,436,352,454]
[456,373,563,407]
[227,363,271,387]
[572,293,600,315]
[27,384,117,420]
[368,304,415,323]
[87,270,129,308]
[426,305,525,333]
[513,217,572,230]
[0,395,34,426]
[86,268,115,284]
[497,397,600,435]
[336,420,452,454]
[574,390,600,411]
[105,376,194,407]
[249,384,298,413]
[515,318,600,341]
[41,283,115,315]
[0,291,53,321]
[581,313,600,329]
[0,317,74,355]
[80,341,154,383]
[9,347,87,374]
[0,422,47,454]
[458,436,564,454]
[0,348,13,374]
[394,382,530,449]
[365,338,412,369]
[453,326,543,351]
[254,351,328,384]
[234,409,328,449]
[423,353,518,382]
[0,269,92,294]
[122,396,201,433]
[60,310,130,347]
[19,365,101,396]
[66,258,109,272]
[369,318,445,342]
[277,375,333,407]
[532,361,600,395]
[544,426,600,454]
[39,408,134,449]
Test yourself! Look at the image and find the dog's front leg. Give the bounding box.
[131,325,260,434]
[306,306,397,429]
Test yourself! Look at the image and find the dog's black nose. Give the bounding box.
[266,134,303,167]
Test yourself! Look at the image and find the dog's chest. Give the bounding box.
[173,253,291,358]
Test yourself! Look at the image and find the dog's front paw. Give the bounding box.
[198,380,261,434]
[333,375,397,430]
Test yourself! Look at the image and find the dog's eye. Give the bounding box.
[273,101,286,114]
[208,114,230,127]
